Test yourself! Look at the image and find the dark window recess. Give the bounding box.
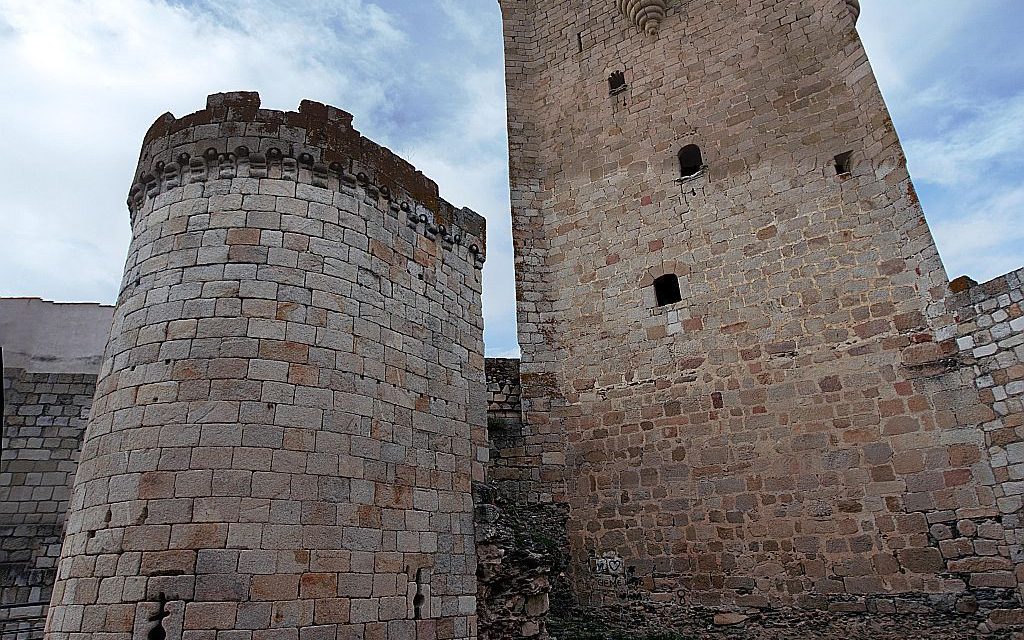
[608,71,627,95]
[679,145,704,178]
[834,151,853,175]
[413,568,426,619]
[654,274,682,307]
[577,32,584,53]
[147,593,171,640]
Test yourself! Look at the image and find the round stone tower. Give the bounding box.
[45,92,487,640]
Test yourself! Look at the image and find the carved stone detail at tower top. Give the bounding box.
[617,0,667,36]
[847,0,861,23]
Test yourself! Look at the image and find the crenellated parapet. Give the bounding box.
[128,92,486,268]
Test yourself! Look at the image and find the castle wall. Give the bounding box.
[2,309,539,639]
[484,359,532,501]
[44,93,487,640]
[0,299,113,375]
[951,269,1024,554]
[0,370,93,611]
[501,0,1023,629]
[0,299,110,635]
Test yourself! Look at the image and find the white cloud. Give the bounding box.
[858,0,977,100]
[859,0,1024,284]
[437,0,491,46]
[0,0,404,299]
[931,187,1024,282]
[488,346,522,359]
[903,94,1024,186]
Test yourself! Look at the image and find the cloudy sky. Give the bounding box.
[0,1,1021,357]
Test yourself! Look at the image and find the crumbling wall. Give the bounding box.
[474,482,569,640]
[478,359,571,639]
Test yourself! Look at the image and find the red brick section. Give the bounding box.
[500,0,1023,633]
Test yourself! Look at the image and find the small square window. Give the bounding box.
[654,274,682,307]
[679,145,704,178]
[834,151,853,176]
[608,71,627,96]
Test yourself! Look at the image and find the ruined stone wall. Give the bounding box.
[1,370,92,609]
[500,0,1023,630]
[477,360,568,640]
[45,92,487,640]
[474,483,569,640]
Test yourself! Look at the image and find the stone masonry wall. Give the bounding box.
[485,359,533,501]
[1,370,92,609]
[3,351,541,638]
[950,269,1024,579]
[45,92,487,640]
[500,0,1023,631]
[952,269,1024,485]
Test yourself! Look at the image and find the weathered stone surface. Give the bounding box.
[713,613,749,626]
[0,369,93,612]
[499,0,1024,633]
[474,483,569,640]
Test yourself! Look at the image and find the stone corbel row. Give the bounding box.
[126,147,485,270]
[615,0,858,35]
[404,207,486,269]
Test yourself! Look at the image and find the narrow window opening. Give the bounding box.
[654,274,682,307]
[678,145,704,178]
[413,568,427,620]
[147,593,170,640]
[608,71,627,96]
[577,32,584,53]
[834,151,853,176]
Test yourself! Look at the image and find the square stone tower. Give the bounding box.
[501,0,1024,627]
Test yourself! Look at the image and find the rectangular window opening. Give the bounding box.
[834,151,854,176]
[654,274,682,307]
